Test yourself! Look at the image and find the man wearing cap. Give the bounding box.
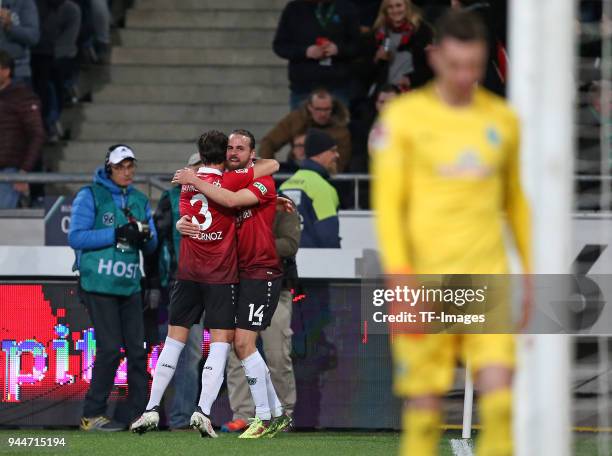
[69,144,158,431]
[143,152,204,430]
[279,128,341,248]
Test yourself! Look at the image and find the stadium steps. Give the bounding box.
[54,0,289,178]
[110,48,284,66]
[124,10,280,29]
[56,141,199,174]
[118,29,276,48]
[133,0,289,11]
[78,103,287,124]
[93,84,286,104]
[106,65,287,85]
[73,123,271,142]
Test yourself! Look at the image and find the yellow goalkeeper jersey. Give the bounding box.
[371,84,531,275]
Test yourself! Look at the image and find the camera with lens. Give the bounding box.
[115,209,152,251]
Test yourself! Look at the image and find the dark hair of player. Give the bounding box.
[434,10,488,44]
[197,130,228,165]
[230,129,256,150]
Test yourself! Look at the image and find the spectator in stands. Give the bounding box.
[412,0,450,24]
[32,0,81,141]
[74,0,110,64]
[90,0,110,62]
[280,130,339,420]
[368,0,433,93]
[350,83,399,174]
[0,0,40,83]
[260,88,352,173]
[144,152,205,430]
[273,0,361,109]
[69,144,157,431]
[341,83,399,209]
[0,50,45,209]
[109,0,133,29]
[222,199,301,433]
[280,128,341,248]
[369,84,400,146]
[350,0,383,32]
[280,133,306,174]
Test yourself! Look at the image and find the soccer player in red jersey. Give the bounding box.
[173,129,291,438]
[131,130,279,437]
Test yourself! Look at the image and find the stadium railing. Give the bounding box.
[0,172,610,211]
[0,173,372,209]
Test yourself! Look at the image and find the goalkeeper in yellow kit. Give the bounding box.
[371,10,531,456]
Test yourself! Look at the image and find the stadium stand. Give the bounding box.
[54,0,289,175]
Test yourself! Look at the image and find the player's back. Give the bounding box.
[176,168,239,284]
[374,85,525,274]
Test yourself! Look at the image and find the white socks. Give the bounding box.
[197,342,231,415]
[148,339,281,421]
[146,337,185,410]
[241,350,277,420]
[266,369,283,418]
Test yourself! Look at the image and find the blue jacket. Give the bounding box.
[69,167,158,267]
[0,0,40,79]
[279,159,341,248]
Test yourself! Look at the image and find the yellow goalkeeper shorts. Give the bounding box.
[392,334,515,397]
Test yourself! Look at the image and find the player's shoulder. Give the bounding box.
[226,167,251,176]
[251,176,276,196]
[380,86,437,124]
[254,175,275,185]
[475,88,519,124]
[194,173,213,185]
[386,87,431,113]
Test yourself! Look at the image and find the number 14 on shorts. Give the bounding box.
[248,303,264,326]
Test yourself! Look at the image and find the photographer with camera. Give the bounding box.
[68,144,157,431]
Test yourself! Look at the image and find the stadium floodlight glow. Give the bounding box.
[509,0,575,455]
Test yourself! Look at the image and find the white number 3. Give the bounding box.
[190,194,213,230]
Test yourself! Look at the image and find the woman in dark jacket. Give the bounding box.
[368,0,434,93]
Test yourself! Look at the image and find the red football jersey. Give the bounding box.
[176,166,254,284]
[236,176,283,279]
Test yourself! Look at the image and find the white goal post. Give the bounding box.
[509,0,576,455]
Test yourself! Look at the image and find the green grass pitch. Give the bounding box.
[0,430,607,455]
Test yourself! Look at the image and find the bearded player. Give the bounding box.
[371,11,531,456]
[130,131,279,437]
[173,129,292,438]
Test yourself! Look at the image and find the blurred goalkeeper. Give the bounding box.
[371,10,530,456]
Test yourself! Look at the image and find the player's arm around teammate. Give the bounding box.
[172,158,280,209]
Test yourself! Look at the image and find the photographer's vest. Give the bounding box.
[167,186,181,264]
[79,183,149,296]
